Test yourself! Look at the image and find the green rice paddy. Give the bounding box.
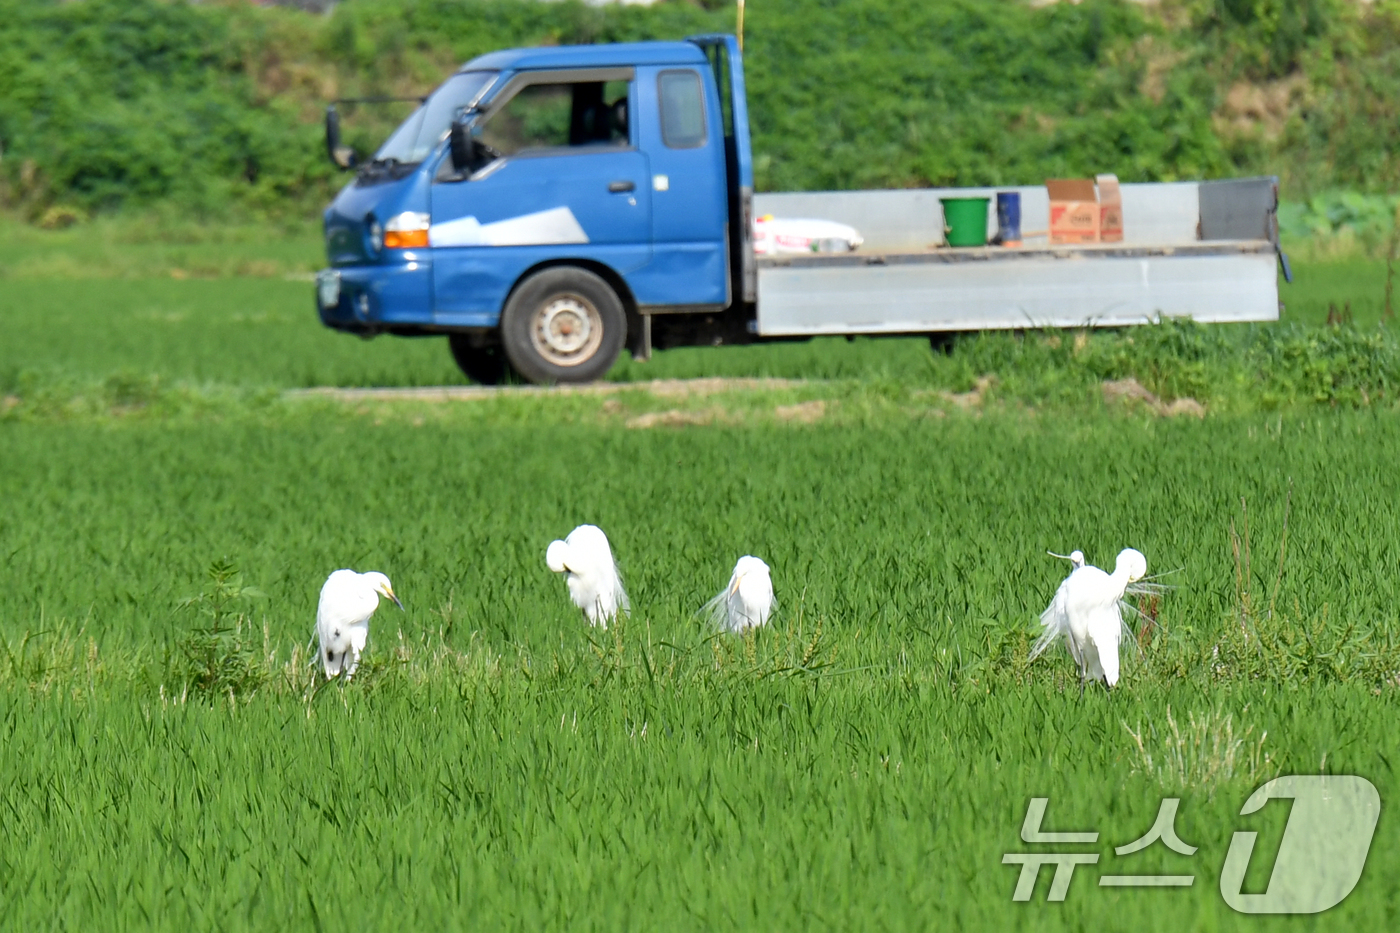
[1,227,1399,929]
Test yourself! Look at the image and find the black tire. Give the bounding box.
[447,335,509,385]
[499,267,626,384]
[929,332,958,356]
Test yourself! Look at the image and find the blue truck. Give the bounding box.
[317,34,1284,385]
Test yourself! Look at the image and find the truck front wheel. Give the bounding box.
[447,335,509,385]
[500,267,626,384]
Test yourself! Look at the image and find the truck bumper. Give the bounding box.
[316,261,433,334]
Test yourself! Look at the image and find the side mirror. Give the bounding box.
[449,118,474,174]
[325,105,358,171]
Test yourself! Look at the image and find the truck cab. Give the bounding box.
[318,36,752,384]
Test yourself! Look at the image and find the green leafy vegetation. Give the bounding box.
[1279,192,1400,259]
[173,559,270,701]
[1,0,1397,220]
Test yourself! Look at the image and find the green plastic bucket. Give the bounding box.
[941,197,990,247]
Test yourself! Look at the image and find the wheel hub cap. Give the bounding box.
[532,295,603,366]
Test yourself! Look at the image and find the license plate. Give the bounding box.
[316,269,341,310]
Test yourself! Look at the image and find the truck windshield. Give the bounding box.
[372,71,498,166]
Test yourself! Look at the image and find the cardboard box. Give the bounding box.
[1047,178,1099,244]
[1096,173,1123,243]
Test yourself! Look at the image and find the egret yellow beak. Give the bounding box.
[729,574,744,596]
[385,587,404,610]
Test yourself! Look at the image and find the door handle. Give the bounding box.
[608,180,636,193]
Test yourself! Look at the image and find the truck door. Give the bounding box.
[690,33,758,304]
[627,64,730,310]
[429,68,651,324]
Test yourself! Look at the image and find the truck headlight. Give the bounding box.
[384,211,431,249]
[316,269,341,310]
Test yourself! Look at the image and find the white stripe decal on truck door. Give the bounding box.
[429,207,590,248]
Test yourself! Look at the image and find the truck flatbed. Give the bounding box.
[752,182,1282,336]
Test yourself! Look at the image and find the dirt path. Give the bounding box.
[285,377,808,402]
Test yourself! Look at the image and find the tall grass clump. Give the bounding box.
[172,558,270,701]
[1124,706,1274,794]
[924,316,1400,411]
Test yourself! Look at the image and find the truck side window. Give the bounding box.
[478,80,630,159]
[657,70,706,149]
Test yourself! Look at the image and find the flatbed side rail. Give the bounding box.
[755,240,1279,336]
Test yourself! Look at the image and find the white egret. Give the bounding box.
[546,524,629,627]
[1038,550,1086,671]
[1030,548,1148,693]
[315,569,402,681]
[704,555,774,633]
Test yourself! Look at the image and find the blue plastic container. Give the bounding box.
[996,191,1022,245]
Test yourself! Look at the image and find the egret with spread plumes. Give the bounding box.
[704,555,774,633]
[1030,548,1149,693]
[546,524,629,627]
[315,569,402,680]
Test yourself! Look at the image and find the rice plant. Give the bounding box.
[1123,706,1275,795]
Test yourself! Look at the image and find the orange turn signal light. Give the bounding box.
[383,229,429,249]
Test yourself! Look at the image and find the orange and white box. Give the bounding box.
[1047,178,1099,244]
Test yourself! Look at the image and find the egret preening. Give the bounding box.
[704,555,774,633]
[1030,548,1149,694]
[546,524,629,627]
[316,569,403,680]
